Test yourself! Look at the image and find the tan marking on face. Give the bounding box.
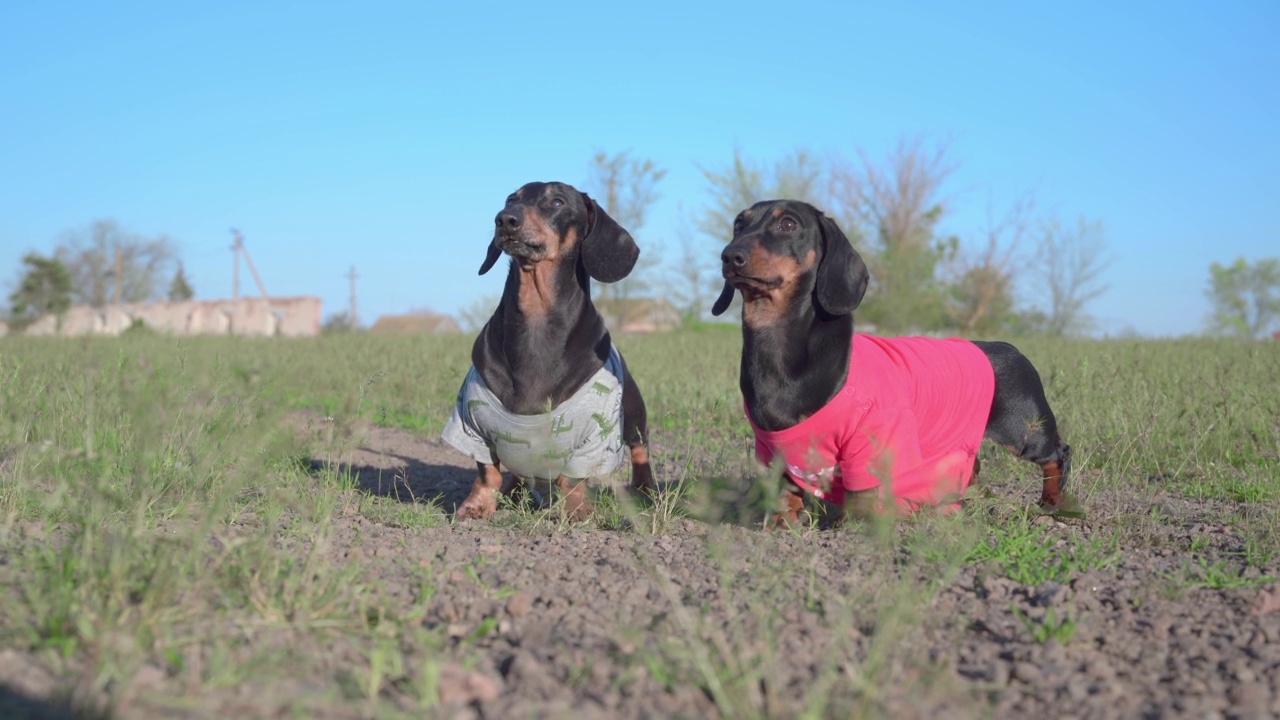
[738,250,807,327]
[520,207,559,258]
[561,226,579,252]
[509,202,568,321]
[771,207,784,218]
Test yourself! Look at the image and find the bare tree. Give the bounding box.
[1205,257,1280,337]
[664,221,711,323]
[947,192,1035,333]
[697,148,829,318]
[457,293,500,333]
[698,147,828,244]
[55,219,178,307]
[830,136,957,331]
[1032,217,1112,336]
[585,151,667,307]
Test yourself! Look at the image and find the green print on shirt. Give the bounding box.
[492,430,532,448]
[591,412,617,437]
[541,447,576,461]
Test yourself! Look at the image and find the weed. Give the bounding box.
[1174,555,1278,591]
[0,332,1276,716]
[966,513,1119,585]
[1013,605,1078,645]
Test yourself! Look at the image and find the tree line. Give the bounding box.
[6,142,1279,339]
[555,141,1276,339]
[6,220,193,331]
[579,139,1116,337]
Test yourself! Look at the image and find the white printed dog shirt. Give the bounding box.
[442,345,627,480]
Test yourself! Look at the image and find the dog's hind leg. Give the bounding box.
[973,341,1072,510]
[621,363,655,495]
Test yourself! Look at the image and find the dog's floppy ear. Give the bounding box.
[814,212,869,316]
[711,281,735,316]
[579,191,639,283]
[478,241,502,275]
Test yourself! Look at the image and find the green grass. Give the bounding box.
[1012,605,1077,645]
[1167,554,1278,591]
[0,331,1277,717]
[964,510,1120,586]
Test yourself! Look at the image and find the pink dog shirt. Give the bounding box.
[748,334,996,513]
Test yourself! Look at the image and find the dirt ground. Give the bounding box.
[4,417,1280,719]
[311,421,1280,718]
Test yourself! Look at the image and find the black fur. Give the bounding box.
[472,181,634,415]
[814,213,869,316]
[580,192,640,283]
[454,181,655,521]
[717,199,1071,515]
[715,201,867,430]
[973,340,1072,487]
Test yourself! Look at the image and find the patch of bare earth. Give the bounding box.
[3,416,1278,718]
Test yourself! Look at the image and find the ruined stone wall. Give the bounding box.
[21,297,322,337]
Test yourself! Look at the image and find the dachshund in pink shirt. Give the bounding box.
[712,200,1072,528]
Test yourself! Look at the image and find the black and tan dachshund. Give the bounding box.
[712,200,1072,527]
[443,181,654,521]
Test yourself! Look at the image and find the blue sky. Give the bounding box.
[2,0,1276,336]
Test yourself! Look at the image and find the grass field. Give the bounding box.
[1,330,1278,718]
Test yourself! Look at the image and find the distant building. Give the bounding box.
[20,297,322,337]
[594,297,683,333]
[369,312,461,335]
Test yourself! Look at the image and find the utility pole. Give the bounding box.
[230,229,241,301]
[229,229,269,299]
[347,266,358,328]
[240,243,269,299]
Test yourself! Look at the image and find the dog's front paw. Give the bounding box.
[766,510,802,532]
[456,496,498,521]
[556,476,593,523]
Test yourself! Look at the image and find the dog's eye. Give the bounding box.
[506,195,518,205]
[550,197,565,208]
[733,217,745,232]
[779,217,798,232]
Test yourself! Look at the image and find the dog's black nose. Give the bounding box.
[722,246,748,268]
[496,211,522,231]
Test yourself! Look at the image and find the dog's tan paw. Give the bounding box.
[455,499,497,521]
[766,510,801,532]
